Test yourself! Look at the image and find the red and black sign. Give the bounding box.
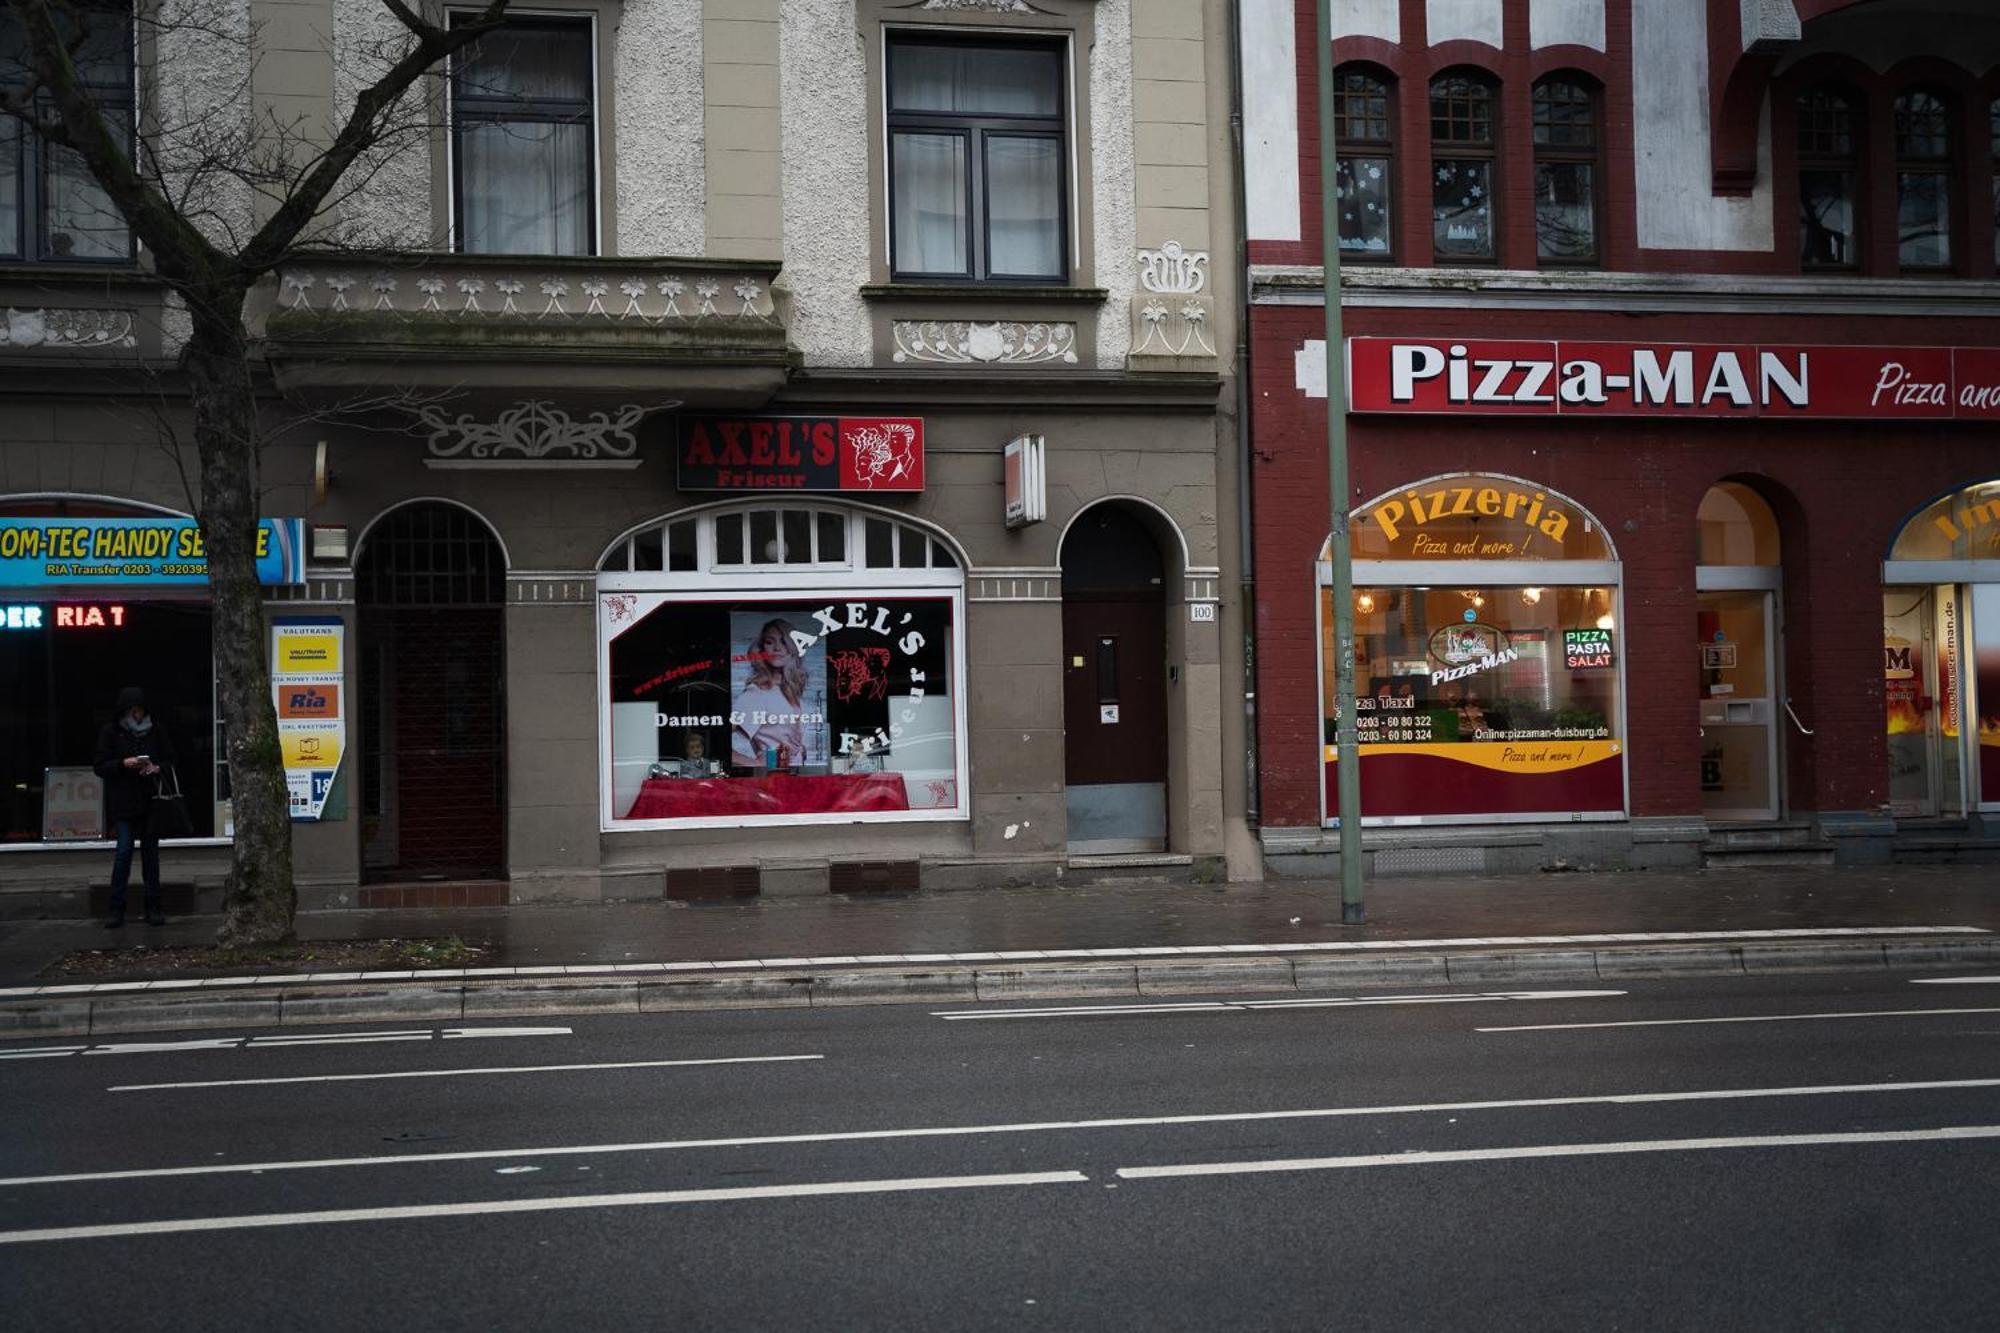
[676,415,925,492]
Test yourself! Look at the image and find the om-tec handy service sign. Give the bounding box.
[0,517,305,586]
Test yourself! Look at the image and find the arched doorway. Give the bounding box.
[355,502,507,881]
[1696,481,1785,822]
[1883,478,2000,820]
[1060,502,1169,853]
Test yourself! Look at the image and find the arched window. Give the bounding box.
[596,504,967,831]
[1697,482,1781,569]
[1895,89,1954,269]
[1319,474,1626,825]
[1532,77,1600,264]
[1429,71,1498,262]
[1797,87,1860,269]
[1333,66,1395,258]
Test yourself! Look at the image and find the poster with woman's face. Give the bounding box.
[730,611,828,767]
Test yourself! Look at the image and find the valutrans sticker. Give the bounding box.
[272,617,345,821]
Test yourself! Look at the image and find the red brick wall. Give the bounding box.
[1250,303,2000,827]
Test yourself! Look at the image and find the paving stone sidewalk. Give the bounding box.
[3,864,1995,986]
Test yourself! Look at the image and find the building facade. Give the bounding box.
[1242,0,2000,875]
[0,0,1254,914]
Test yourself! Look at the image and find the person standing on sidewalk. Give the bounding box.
[93,686,174,928]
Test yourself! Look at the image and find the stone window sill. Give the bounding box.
[861,282,1108,304]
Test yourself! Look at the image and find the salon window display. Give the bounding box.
[602,593,962,826]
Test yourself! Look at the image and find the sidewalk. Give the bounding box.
[3,865,1997,1036]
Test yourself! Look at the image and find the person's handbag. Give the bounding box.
[150,764,195,839]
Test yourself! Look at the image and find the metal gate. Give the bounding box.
[356,505,506,881]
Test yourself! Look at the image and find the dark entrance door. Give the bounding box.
[356,505,506,881]
[1060,504,1168,852]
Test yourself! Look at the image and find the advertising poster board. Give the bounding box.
[271,616,345,820]
[41,766,104,841]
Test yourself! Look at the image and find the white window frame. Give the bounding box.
[596,503,970,833]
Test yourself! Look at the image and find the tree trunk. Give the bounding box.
[184,295,297,946]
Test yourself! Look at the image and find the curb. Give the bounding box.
[5,935,1999,1040]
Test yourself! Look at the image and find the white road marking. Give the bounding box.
[935,990,1625,1020]
[440,1027,572,1039]
[1912,976,2000,986]
[0,1027,574,1061]
[1479,1006,2000,1033]
[0,1170,1092,1246]
[14,1076,1996,1189]
[15,926,1985,997]
[1114,1125,2000,1182]
[108,1053,825,1093]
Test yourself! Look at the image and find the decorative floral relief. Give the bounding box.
[417,399,651,461]
[916,0,1034,11]
[891,320,1078,365]
[1137,240,1209,295]
[4,307,138,350]
[276,269,777,324]
[1132,295,1216,359]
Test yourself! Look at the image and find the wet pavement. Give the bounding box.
[2,864,1996,983]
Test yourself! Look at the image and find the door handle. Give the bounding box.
[1783,700,1814,736]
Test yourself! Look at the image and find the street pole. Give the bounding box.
[1315,0,1365,923]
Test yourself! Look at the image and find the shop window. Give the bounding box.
[1333,66,1395,259]
[1894,89,1954,270]
[1429,71,1499,263]
[1991,100,1999,267]
[886,34,1067,282]
[1888,479,2000,563]
[597,506,967,829]
[0,0,135,263]
[450,14,596,256]
[1532,76,1599,265]
[1321,475,1624,823]
[1697,482,1781,567]
[1797,87,1860,269]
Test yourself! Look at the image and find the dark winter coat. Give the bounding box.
[93,717,177,823]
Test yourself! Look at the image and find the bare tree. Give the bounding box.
[1,0,512,943]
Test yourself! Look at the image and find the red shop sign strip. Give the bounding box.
[676,415,925,492]
[1346,339,2000,421]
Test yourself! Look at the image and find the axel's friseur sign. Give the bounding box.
[676,416,924,492]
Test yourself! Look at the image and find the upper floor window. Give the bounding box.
[1430,72,1497,263]
[1990,99,1999,266]
[886,36,1067,282]
[450,15,596,256]
[1532,77,1599,264]
[1797,88,1860,269]
[0,1,133,263]
[1894,89,1953,269]
[1333,67,1394,259]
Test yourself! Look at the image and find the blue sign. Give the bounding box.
[0,518,305,587]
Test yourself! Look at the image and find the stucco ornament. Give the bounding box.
[417,400,651,462]
[912,0,1036,11]
[891,320,1078,364]
[275,266,778,324]
[1137,240,1209,295]
[3,307,137,349]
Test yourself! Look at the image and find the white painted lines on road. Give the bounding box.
[1478,1006,2000,1034]
[1912,976,2000,986]
[1113,1125,2000,1183]
[13,1075,1996,1189]
[107,1053,826,1093]
[0,1170,1092,1246]
[0,1026,574,1061]
[0,925,1982,1000]
[933,990,1626,1021]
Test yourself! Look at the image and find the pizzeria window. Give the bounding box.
[1318,474,1625,825]
[596,503,967,830]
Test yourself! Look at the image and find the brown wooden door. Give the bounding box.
[1062,597,1169,785]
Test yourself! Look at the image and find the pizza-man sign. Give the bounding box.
[1345,338,2000,420]
[677,415,925,492]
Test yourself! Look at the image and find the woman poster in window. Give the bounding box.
[729,616,829,770]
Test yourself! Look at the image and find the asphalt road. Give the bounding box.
[5,970,2000,1330]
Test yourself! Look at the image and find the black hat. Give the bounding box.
[115,686,146,713]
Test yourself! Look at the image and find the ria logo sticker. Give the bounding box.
[278,685,338,718]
